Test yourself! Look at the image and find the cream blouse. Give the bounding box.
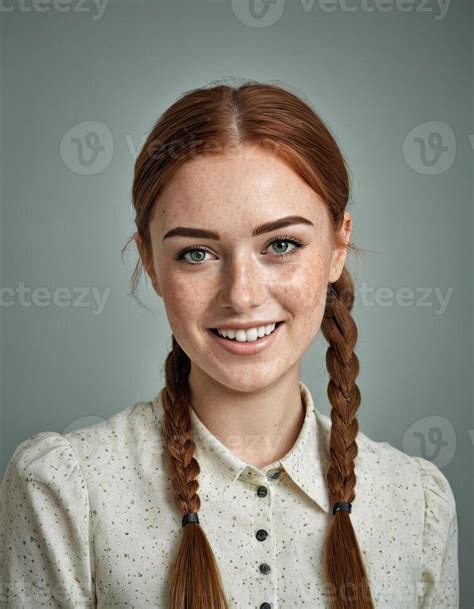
[0,381,459,608]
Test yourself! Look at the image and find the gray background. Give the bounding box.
[0,0,472,605]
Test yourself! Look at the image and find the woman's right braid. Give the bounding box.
[161,336,231,609]
[162,337,200,520]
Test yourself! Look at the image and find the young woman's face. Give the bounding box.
[138,145,351,392]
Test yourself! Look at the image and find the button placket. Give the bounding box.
[253,478,277,609]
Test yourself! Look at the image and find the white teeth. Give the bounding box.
[216,323,277,342]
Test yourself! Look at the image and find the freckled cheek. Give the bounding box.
[159,272,209,330]
[277,263,328,308]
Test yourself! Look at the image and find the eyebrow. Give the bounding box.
[162,215,314,242]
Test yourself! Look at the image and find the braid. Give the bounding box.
[320,270,375,609]
[161,335,231,609]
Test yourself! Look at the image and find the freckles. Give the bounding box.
[278,260,327,302]
[164,275,211,320]
[278,280,328,328]
[162,279,194,315]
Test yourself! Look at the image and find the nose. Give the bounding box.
[216,256,267,310]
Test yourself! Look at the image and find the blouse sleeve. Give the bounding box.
[412,455,459,609]
[0,431,96,608]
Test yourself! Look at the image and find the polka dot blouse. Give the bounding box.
[0,381,459,608]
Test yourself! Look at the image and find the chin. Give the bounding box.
[208,367,288,394]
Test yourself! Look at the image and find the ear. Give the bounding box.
[134,232,162,297]
[328,211,352,283]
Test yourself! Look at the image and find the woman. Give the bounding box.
[0,81,458,609]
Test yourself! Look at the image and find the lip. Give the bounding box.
[208,321,285,356]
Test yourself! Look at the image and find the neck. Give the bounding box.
[187,366,306,469]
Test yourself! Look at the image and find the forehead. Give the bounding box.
[150,146,329,239]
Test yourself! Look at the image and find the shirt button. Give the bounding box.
[260,603,272,609]
[256,529,268,541]
[257,486,268,497]
[259,563,271,575]
[268,470,280,479]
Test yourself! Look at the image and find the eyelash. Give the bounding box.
[174,235,307,266]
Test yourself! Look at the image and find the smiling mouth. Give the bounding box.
[209,321,284,341]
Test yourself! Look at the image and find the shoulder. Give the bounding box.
[63,399,156,447]
[357,429,456,519]
[410,454,457,524]
[60,398,161,475]
[351,423,456,536]
[0,430,89,521]
[2,430,81,489]
[357,427,455,514]
[2,398,158,487]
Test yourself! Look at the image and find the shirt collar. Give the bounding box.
[155,381,332,514]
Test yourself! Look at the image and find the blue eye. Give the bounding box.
[175,235,307,266]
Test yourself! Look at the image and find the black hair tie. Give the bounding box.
[182,512,200,526]
[333,501,352,515]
